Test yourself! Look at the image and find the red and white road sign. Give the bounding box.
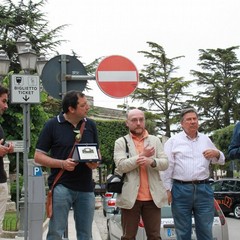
[96,55,139,98]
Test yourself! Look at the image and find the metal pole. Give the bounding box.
[60,55,69,240]
[23,103,30,240]
[16,152,20,221]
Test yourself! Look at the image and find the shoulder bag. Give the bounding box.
[106,136,128,194]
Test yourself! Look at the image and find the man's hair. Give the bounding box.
[180,107,198,121]
[62,90,85,113]
[0,85,9,97]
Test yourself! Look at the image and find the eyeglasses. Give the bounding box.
[129,118,145,123]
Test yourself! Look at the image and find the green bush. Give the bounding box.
[10,175,24,203]
[3,212,18,231]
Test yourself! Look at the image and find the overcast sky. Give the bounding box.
[22,0,240,108]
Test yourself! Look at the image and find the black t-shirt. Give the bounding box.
[35,112,99,191]
[0,125,7,183]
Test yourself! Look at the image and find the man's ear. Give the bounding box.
[68,106,75,113]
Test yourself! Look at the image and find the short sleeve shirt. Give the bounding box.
[35,112,99,191]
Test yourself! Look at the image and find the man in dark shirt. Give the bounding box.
[34,90,100,240]
[0,85,14,235]
[228,122,240,160]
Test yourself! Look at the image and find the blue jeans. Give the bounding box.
[47,184,95,240]
[171,182,214,240]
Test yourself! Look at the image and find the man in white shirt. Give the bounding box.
[163,108,225,240]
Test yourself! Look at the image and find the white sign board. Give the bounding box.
[11,74,40,103]
[11,140,24,153]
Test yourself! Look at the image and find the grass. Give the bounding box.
[3,211,19,231]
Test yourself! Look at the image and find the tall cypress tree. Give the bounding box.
[133,42,193,137]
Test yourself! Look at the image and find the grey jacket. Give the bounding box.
[114,134,169,209]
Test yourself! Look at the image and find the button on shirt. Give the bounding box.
[163,131,225,191]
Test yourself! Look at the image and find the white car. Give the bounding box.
[107,199,229,240]
[102,192,115,217]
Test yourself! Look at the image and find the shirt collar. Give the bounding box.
[183,130,199,141]
[131,129,149,140]
[57,112,87,125]
[57,112,66,123]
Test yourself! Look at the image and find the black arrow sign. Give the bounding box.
[23,95,30,101]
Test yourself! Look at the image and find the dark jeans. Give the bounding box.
[121,200,161,240]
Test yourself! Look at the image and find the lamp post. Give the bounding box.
[0,33,47,240]
[0,49,10,79]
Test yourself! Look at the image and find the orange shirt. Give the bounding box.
[131,130,152,201]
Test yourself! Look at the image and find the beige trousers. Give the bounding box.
[0,182,8,234]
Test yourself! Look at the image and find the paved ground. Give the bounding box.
[1,206,107,240]
[94,207,108,240]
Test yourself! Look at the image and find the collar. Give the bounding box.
[57,112,65,123]
[183,130,199,141]
[131,129,149,140]
[57,112,87,124]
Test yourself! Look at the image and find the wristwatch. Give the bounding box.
[151,159,157,168]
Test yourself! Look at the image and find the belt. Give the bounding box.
[173,179,210,184]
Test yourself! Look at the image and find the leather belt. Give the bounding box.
[173,179,210,184]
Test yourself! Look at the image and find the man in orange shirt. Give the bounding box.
[114,109,168,240]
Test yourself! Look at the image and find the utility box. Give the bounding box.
[28,159,45,240]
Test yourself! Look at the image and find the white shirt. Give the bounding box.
[162,131,225,191]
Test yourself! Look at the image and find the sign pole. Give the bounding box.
[23,103,30,240]
[10,73,40,240]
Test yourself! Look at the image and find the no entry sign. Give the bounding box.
[96,55,139,98]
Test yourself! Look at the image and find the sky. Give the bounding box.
[14,0,240,109]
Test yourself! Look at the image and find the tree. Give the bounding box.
[212,124,240,177]
[0,0,68,69]
[191,47,240,133]
[0,0,68,173]
[133,42,193,137]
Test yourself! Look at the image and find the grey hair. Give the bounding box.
[180,108,198,122]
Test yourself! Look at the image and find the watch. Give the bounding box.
[151,159,157,168]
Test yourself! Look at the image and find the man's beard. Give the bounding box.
[130,128,144,136]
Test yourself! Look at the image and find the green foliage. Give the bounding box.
[212,124,235,158]
[212,124,240,177]
[3,211,18,231]
[96,120,128,173]
[191,47,240,133]
[0,0,68,62]
[10,175,23,203]
[135,42,193,137]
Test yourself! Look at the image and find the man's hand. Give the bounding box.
[136,156,154,166]
[167,190,172,205]
[86,162,99,169]
[0,139,14,156]
[203,149,220,160]
[64,158,79,171]
[140,145,155,158]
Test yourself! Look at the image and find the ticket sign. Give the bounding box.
[11,74,40,103]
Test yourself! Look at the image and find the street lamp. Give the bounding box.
[0,49,10,77]
[16,32,31,54]
[36,54,48,76]
[0,33,47,76]
[17,43,37,71]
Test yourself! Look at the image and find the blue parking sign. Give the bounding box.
[33,166,42,176]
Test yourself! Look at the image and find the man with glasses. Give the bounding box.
[114,108,168,240]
